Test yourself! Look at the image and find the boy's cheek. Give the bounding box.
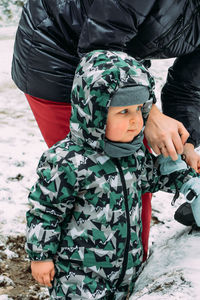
[105,124,125,141]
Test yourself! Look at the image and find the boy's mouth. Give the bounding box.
[127,129,135,132]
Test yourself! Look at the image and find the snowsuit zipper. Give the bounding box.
[113,158,131,288]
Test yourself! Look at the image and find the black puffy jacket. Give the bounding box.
[12,0,200,146]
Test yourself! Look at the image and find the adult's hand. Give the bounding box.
[144,105,189,161]
[183,143,200,173]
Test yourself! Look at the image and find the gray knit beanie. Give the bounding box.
[110,85,149,107]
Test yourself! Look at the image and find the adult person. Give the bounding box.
[12,0,200,261]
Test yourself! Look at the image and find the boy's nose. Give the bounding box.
[129,115,143,128]
[129,119,137,128]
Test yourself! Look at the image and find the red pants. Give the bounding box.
[26,93,152,261]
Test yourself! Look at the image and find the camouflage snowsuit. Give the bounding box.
[26,51,197,299]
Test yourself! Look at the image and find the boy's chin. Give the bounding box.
[106,133,137,143]
[121,135,137,143]
[117,137,136,143]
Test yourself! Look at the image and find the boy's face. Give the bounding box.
[105,104,144,143]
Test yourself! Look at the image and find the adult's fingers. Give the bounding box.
[151,139,180,160]
[156,128,185,160]
[171,131,184,155]
[177,122,189,145]
[159,145,170,158]
[152,144,162,155]
[166,121,188,157]
[160,139,178,161]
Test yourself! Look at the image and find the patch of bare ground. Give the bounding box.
[0,236,49,299]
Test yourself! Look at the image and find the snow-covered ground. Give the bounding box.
[0,25,200,299]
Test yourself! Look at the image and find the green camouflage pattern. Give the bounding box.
[26,50,197,299]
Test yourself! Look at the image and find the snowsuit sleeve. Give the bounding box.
[141,152,199,196]
[26,150,78,261]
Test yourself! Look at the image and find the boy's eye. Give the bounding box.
[136,105,143,111]
[120,109,128,114]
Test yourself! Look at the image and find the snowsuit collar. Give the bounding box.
[104,132,144,158]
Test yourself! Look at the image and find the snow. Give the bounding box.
[1,25,200,299]
[0,26,47,229]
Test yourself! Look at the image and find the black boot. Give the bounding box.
[174,202,195,226]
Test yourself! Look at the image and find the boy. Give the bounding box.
[26,50,200,300]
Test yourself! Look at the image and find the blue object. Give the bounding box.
[180,177,200,226]
[157,155,187,175]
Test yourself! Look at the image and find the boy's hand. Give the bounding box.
[183,143,200,173]
[31,260,55,287]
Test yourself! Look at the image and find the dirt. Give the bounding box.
[0,236,49,299]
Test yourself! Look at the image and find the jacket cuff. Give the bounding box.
[31,258,53,262]
[26,248,53,261]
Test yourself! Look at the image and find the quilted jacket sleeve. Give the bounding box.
[161,53,200,148]
[26,150,78,261]
[78,0,154,55]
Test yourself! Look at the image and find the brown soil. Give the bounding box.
[0,235,49,300]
